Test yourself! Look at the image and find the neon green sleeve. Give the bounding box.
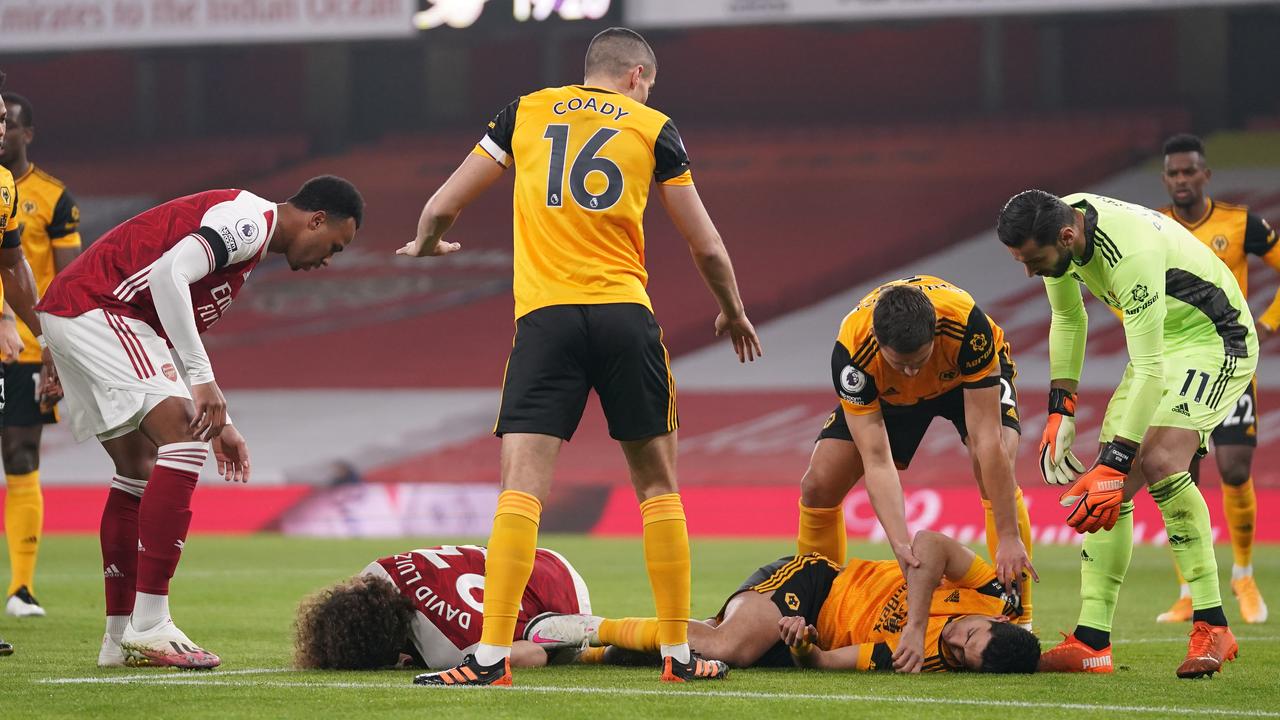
[1044,275,1088,382]
[1109,252,1167,444]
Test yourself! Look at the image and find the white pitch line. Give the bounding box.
[43,668,291,684]
[34,676,1280,717]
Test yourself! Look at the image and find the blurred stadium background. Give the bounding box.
[1,0,1279,548]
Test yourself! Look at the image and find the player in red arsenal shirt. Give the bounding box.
[37,176,363,669]
[294,545,593,671]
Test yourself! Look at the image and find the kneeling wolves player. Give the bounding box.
[37,176,363,669]
[527,530,1038,674]
[294,545,592,671]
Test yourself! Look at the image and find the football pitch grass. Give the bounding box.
[1,534,1277,719]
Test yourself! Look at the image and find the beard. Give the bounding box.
[1043,249,1073,278]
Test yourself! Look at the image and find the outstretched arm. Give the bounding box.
[656,182,761,362]
[398,153,507,259]
[892,530,979,672]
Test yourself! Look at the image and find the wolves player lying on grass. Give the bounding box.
[294,545,591,670]
[526,531,1039,674]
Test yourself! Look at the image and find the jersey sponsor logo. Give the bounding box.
[1124,286,1159,316]
[162,363,178,382]
[235,218,260,245]
[196,282,235,327]
[1213,235,1229,252]
[944,590,961,603]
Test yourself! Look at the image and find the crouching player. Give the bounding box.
[294,544,593,675]
[526,530,1039,674]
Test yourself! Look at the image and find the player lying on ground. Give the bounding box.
[525,530,1039,674]
[294,545,595,672]
[37,176,364,670]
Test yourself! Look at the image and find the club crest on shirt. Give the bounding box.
[1212,235,1229,252]
[161,363,178,382]
[21,199,36,216]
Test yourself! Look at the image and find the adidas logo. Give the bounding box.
[944,590,961,603]
[1082,655,1112,669]
[1173,402,1191,417]
[1081,549,1093,562]
[21,535,38,544]
[883,387,900,396]
[104,564,124,578]
[1167,534,1192,546]
[175,539,185,550]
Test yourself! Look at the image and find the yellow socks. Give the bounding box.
[598,617,661,652]
[797,500,846,565]
[982,488,1034,622]
[1222,479,1256,570]
[477,490,542,649]
[639,493,690,649]
[5,471,43,596]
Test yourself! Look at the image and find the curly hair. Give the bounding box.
[293,575,416,670]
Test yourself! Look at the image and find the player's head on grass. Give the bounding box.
[584,27,657,105]
[1162,133,1210,211]
[996,189,1079,279]
[275,175,365,272]
[294,574,415,670]
[0,90,35,168]
[941,614,1040,673]
[873,284,935,375]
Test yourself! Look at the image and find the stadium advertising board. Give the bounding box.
[413,0,615,30]
[0,0,416,51]
[626,0,1263,27]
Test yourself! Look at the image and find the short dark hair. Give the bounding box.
[1163,133,1205,158]
[996,189,1075,248]
[872,284,935,353]
[287,175,364,229]
[1,92,33,127]
[979,620,1041,673]
[294,575,415,670]
[585,27,657,80]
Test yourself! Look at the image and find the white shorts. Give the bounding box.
[40,309,190,442]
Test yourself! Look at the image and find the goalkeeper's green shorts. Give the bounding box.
[1099,349,1256,449]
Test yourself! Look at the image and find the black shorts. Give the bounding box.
[817,349,1020,469]
[1,363,56,428]
[494,303,677,441]
[1211,376,1258,448]
[715,554,840,668]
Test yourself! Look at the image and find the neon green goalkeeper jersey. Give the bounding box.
[1044,192,1258,444]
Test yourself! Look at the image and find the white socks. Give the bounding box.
[473,642,511,666]
[661,643,691,664]
[131,591,170,632]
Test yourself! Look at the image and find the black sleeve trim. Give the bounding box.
[485,98,520,158]
[48,189,80,240]
[196,226,230,269]
[653,119,691,182]
[1,227,20,249]
[832,341,878,407]
[1244,212,1278,257]
[957,306,997,375]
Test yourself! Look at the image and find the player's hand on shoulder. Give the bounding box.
[0,315,22,361]
[714,311,762,363]
[396,237,462,258]
[213,424,251,484]
[190,381,228,442]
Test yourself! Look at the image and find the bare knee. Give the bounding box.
[2,433,41,475]
[801,441,860,507]
[1138,446,1185,484]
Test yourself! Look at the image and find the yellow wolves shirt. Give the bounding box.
[815,557,1019,672]
[832,275,1008,416]
[473,85,694,318]
[0,165,22,307]
[12,164,80,362]
[1158,199,1280,329]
